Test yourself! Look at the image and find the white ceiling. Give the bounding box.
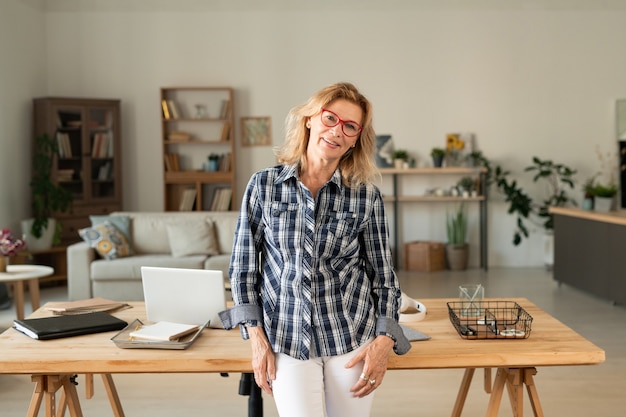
[38,0,626,12]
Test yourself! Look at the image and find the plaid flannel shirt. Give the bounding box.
[228,164,409,360]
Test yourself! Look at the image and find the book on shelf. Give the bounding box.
[92,132,111,158]
[164,153,180,171]
[210,187,232,211]
[167,131,190,142]
[56,132,72,158]
[219,99,230,119]
[161,100,171,120]
[179,188,197,211]
[98,161,112,180]
[167,100,181,119]
[218,152,231,172]
[57,169,74,182]
[220,123,231,142]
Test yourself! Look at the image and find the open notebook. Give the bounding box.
[141,266,227,329]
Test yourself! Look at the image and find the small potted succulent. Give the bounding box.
[430,147,445,168]
[392,149,409,169]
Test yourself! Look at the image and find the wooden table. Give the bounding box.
[0,265,54,320]
[0,298,605,417]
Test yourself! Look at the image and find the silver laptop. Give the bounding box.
[140,266,226,328]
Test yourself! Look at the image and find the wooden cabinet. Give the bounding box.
[380,167,488,270]
[33,97,122,243]
[161,87,236,211]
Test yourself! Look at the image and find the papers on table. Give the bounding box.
[129,321,200,342]
[44,297,131,315]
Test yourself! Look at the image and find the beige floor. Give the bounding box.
[1,267,624,417]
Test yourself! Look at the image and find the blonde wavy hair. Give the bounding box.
[276,82,378,186]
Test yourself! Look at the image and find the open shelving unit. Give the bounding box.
[161,87,236,211]
[380,167,488,270]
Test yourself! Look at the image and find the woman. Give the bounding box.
[221,82,410,417]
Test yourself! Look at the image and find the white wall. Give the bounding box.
[2,1,626,267]
[0,0,46,234]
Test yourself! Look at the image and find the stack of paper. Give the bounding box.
[44,297,131,315]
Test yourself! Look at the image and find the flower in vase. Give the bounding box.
[0,228,26,256]
[445,134,466,166]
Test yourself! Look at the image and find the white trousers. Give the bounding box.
[272,341,375,417]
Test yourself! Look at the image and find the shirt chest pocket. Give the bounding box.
[322,212,360,256]
[268,202,300,247]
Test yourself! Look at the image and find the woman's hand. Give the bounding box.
[346,335,394,398]
[247,326,276,396]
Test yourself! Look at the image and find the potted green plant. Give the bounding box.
[392,149,409,169]
[470,152,577,246]
[457,176,475,197]
[446,203,469,270]
[22,133,74,250]
[430,147,445,168]
[591,183,618,212]
[591,145,618,212]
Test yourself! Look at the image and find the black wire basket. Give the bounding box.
[447,300,533,340]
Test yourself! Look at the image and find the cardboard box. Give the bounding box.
[404,241,446,272]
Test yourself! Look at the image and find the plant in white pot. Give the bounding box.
[446,203,469,270]
[392,149,409,169]
[590,145,619,212]
[22,134,73,251]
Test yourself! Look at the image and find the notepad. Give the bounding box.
[13,312,128,340]
[129,321,200,341]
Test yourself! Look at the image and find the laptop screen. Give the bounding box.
[140,266,226,328]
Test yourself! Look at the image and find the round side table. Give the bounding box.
[0,265,54,320]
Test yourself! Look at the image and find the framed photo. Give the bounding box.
[241,117,271,146]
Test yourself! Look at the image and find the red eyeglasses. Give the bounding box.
[320,108,362,137]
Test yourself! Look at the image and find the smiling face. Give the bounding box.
[306,99,363,166]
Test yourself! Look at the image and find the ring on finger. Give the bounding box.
[369,379,376,386]
[359,372,369,381]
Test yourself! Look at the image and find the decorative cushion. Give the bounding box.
[166,220,219,258]
[79,221,131,260]
[89,215,133,254]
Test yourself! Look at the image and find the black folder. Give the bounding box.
[13,311,128,340]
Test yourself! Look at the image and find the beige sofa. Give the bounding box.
[67,211,240,301]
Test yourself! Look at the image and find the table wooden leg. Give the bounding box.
[484,368,544,417]
[85,374,94,399]
[484,368,492,393]
[13,280,25,320]
[26,375,84,417]
[60,375,83,417]
[505,369,524,417]
[27,376,45,417]
[28,278,41,312]
[485,368,507,417]
[451,368,475,417]
[101,374,125,417]
[524,368,544,417]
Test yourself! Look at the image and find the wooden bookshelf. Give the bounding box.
[33,97,123,243]
[161,87,236,211]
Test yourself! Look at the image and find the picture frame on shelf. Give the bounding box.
[241,117,271,146]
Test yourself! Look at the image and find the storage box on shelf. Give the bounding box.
[161,87,236,212]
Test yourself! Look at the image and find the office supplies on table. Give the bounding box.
[129,321,199,341]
